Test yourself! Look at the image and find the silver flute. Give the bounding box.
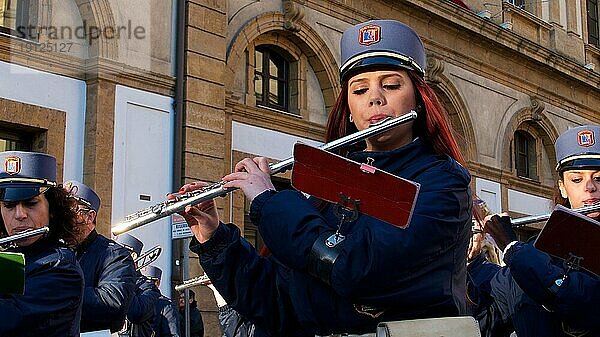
[0,227,50,247]
[175,273,211,291]
[512,203,600,227]
[112,110,418,235]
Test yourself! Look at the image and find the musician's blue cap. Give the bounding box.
[340,20,427,82]
[115,233,144,257]
[142,265,162,281]
[0,151,57,202]
[555,125,600,172]
[64,180,100,212]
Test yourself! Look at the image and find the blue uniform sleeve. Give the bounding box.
[218,305,255,337]
[467,254,514,336]
[127,274,160,323]
[0,249,83,335]
[254,166,470,299]
[191,223,292,336]
[467,253,502,314]
[474,266,519,337]
[505,242,600,329]
[158,299,181,337]
[82,246,137,324]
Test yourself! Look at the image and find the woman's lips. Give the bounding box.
[13,227,33,233]
[369,114,390,124]
[583,199,600,205]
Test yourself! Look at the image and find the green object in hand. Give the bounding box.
[0,252,25,294]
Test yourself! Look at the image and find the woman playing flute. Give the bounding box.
[176,20,471,337]
[470,125,600,337]
[0,151,83,337]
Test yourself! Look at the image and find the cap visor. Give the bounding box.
[559,158,600,172]
[0,186,47,202]
[341,56,418,82]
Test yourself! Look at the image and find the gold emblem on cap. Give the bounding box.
[577,130,595,147]
[4,156,21,175]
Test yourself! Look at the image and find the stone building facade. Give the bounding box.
[1,0,599,336]
[181,1,599,334]
[0,0,181,326]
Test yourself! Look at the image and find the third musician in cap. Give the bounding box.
[117,233,161,337]
[470,125,600,337]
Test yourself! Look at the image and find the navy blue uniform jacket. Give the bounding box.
[125,273,161,337]
[153,295,181,337]
[77,230,137,333]
[506,242,599,336]
[467,253,513,337]
[0,238,84,337]
[469,242,600,336]
[192,138,472,337]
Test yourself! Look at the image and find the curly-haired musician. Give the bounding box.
[0,151,84,337]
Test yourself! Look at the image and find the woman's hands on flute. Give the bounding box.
[171,157,274,243]
[169,182,220,243]
[222,157,275,202]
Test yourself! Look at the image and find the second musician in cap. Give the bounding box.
[65,180,137,333]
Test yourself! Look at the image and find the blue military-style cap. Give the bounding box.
[0,151,57,202]
[115,233,144,257]
[555,125,600,172]
[339,20,427,82]
[142,265,162,281]
[64,180,101,212]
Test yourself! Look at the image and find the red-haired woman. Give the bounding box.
[177,20,471,337]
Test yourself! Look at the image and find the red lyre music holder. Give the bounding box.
[534,204,600,277]
[291,143,420,229]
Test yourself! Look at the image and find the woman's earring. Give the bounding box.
[349,114,354,123]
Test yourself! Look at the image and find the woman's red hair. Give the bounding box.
[325,69,465,166]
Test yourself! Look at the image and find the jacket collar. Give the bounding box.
[9,236,55,257]
[76,229,98,255]
[348,137,435,172]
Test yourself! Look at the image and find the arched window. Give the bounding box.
[514,130,538,180]
[254,46,289,111]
